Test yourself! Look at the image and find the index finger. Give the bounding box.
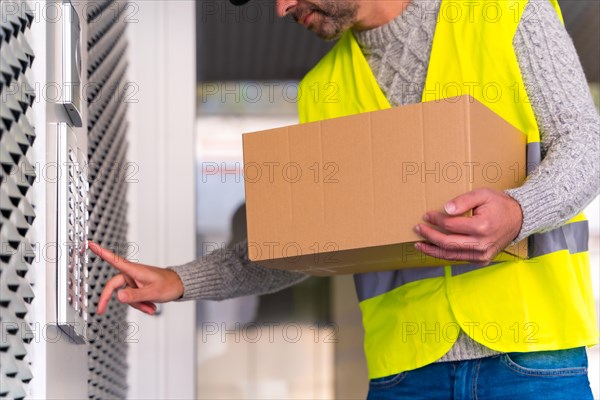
[88,241,139,277]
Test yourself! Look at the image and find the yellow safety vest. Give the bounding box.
[298,0,597,379]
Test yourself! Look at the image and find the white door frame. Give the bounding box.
[126,1,196,398]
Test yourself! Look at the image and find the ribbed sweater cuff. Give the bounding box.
[504,185,562,243]
[167,260,224,301]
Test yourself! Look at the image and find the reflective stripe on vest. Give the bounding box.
[298,0,597,379]
[355,218,590,301]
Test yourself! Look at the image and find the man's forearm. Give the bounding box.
[168,239,308,301]
[506,0,600,242]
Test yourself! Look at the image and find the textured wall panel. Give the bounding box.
[0,3,36,400]
[85,1,130,398]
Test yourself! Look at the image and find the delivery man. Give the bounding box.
[90,0,600,398]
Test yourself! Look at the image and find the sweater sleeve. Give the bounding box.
[168,239,308,301]
[505,0,600,242]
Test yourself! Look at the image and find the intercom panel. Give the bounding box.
[55,123,89,343]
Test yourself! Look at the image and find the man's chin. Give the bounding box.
[314,28,345,41]
[305,14,347,41]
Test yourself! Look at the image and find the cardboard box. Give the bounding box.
[242,95,527,276]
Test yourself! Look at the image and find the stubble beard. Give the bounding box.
[297,1,359,41]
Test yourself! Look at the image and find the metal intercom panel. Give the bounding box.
[54,123,90,343]
[43,0,89,345]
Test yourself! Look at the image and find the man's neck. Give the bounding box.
[353,0,413,31]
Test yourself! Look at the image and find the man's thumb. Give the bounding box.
[445,189,487,215]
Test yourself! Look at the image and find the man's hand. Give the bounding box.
[414,188,523,266]
[88,242,185,315]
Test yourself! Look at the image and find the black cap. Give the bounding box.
[230,0,250,5]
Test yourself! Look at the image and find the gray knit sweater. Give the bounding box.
[170,0,600,363]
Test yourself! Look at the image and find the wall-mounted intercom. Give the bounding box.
[53,123,89,343]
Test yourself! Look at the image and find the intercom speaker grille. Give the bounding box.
[0,3,37,400]
[85,1,130,398]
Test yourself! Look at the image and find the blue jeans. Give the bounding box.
[367,347,593,400]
